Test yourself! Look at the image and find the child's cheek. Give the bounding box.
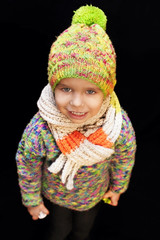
[55,91,69,108]
[87,95,103,115]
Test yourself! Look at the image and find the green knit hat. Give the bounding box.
[48,5,116,97]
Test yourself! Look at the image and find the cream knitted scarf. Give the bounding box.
[37,84,122,190]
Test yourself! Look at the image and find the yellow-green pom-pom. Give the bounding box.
[72,5,107,31]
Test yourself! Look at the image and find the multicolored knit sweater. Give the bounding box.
[16,109,136,211]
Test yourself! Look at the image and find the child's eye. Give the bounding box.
[86,90,96,95]
[62,88,72,92]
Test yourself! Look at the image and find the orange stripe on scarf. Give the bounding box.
[57,128,113,155]
[87,128,113,148]
[57,131,85,154]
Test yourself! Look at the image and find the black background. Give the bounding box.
[1,0,160,239]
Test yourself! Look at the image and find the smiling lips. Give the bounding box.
[68,111,88,119]
[71,111,86,116]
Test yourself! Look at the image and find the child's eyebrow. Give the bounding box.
[57,82,100,91]
[57,83,69,88]
[86,86,100,90]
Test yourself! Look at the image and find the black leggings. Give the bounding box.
[46,202,101,240]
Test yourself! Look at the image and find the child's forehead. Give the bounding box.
[58,78,100,89]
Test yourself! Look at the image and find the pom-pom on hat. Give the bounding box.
[72,5,107,31]
[48,5,116,97]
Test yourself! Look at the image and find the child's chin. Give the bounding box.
[69,117,88,124]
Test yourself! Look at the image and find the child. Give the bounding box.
[16,5,136,240]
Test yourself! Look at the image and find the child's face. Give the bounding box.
[54,78,104,124]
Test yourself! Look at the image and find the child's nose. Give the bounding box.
[70,93,84,107]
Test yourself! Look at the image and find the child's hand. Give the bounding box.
[103,190,121,206]
[27,203,49,220]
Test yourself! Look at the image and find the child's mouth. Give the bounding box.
[68,111,88,120]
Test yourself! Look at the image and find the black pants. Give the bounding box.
[46,202,101,240]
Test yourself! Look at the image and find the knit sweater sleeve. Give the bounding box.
[15,114,46,207]
[109,110,136,194]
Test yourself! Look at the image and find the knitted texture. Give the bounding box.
[16,111,136,210]
[37,84,122,190]
[48,5,116,97]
